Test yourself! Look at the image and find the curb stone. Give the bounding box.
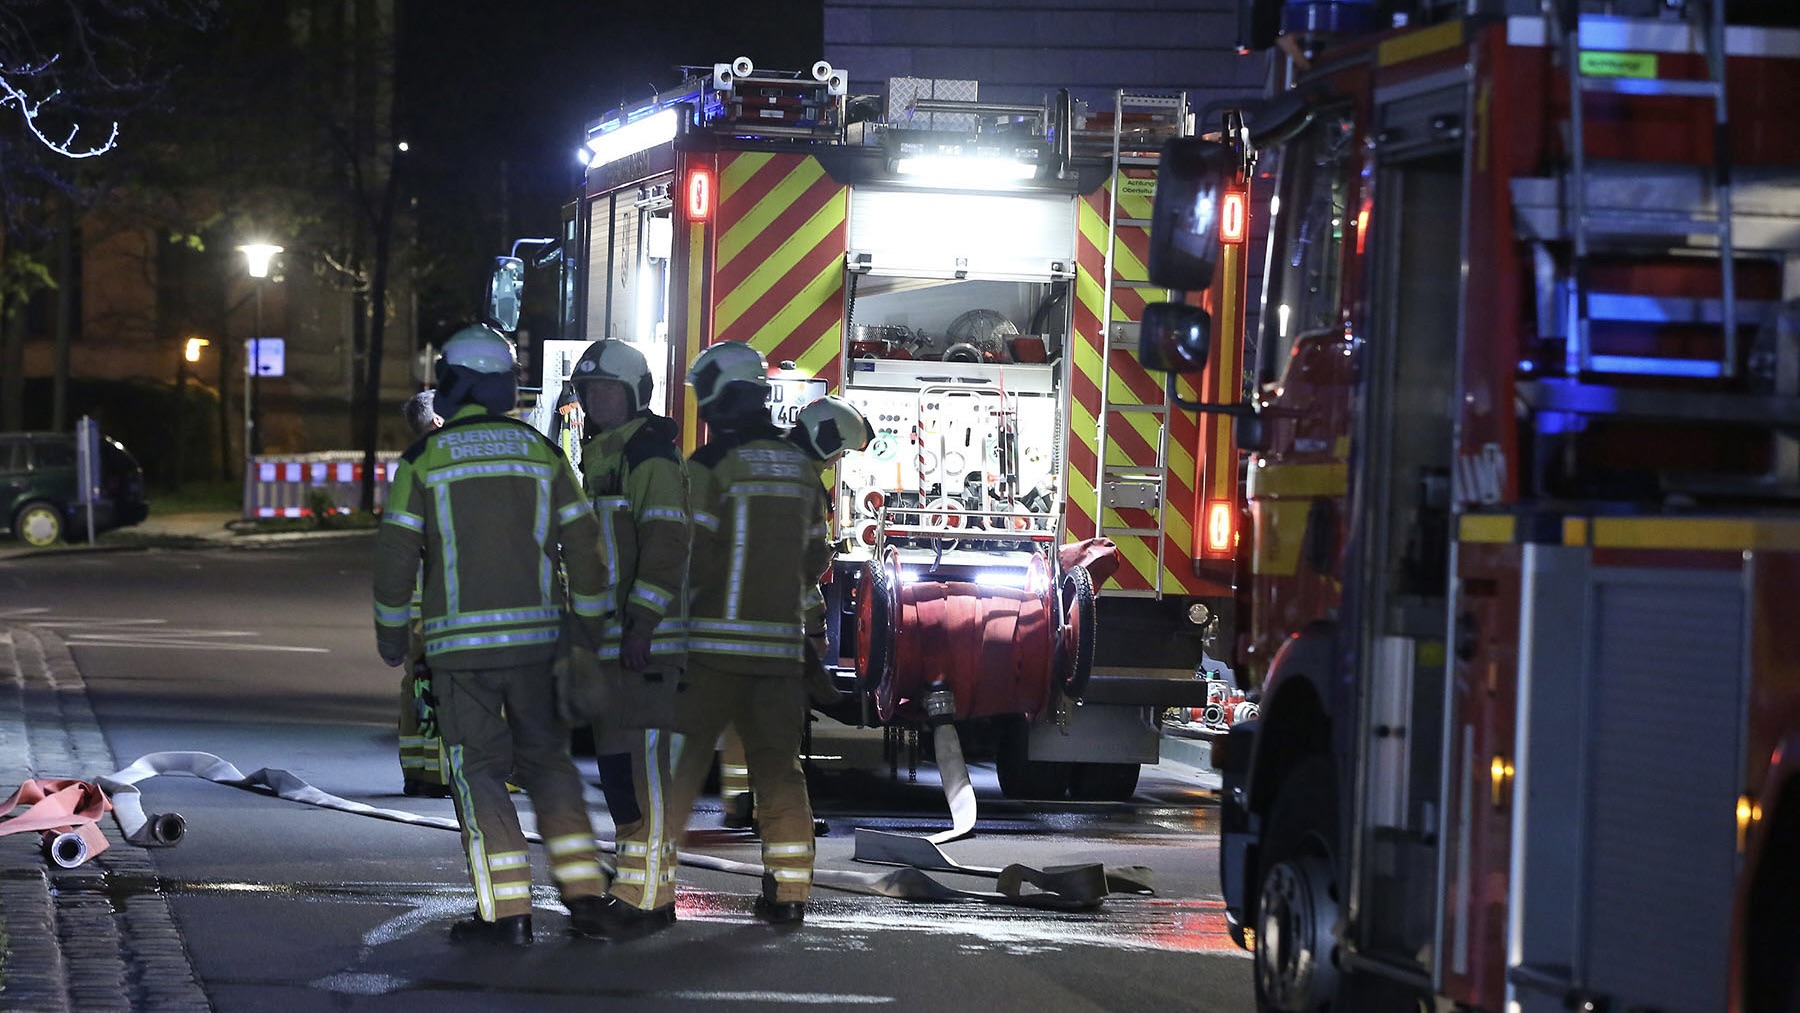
[0,624,210,1012]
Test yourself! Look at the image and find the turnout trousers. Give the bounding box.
[435,660,606,921]
[718,725,752,820]
[595,717,678,911]
[667,659,815,903]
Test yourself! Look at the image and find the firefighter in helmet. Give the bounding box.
[664,340,832,924]
[788,393,873,672]
[373,324,612,945]
[565,337,690,940]
[397,390,449,799]
[720,394,875,832]
[789,394,874,468]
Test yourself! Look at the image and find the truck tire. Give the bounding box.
[14,501,64,547]
[1255,753,1340,1013]
[1070,762,1140,801]
[994,715,1070,800]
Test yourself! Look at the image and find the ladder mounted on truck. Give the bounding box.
[1095,90,1189,598]
[1550,0,1737,379]
[1510,2,1800,500]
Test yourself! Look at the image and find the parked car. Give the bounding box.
[0,431,150,546]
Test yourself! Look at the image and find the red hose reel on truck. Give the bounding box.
[854,537,1118,724]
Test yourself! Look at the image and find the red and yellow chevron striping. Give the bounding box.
[712,152,849,391]
[1069,177,1217,596]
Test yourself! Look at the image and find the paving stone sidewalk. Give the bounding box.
[0,623,211,1013]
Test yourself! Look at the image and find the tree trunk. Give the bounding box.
[218,325,234,482]
[359,161,400,514]
[0,299,23,432]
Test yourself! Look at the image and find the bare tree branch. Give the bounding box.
[318,247,371,293]
[0,0,218,238]
[0,57,120,158]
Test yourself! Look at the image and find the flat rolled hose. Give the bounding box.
[44,829,90,868]
[1058,565,1096,699]
[148,811,186,845]
[856,552,895,689]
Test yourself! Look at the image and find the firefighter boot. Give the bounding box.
[752,896,805,925]
[724,791,755,830]
[449,913,532,946]
[567,894,676,941]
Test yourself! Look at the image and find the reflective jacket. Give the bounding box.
[687,425,832,676]
[373,405,610,669]
[579,412,691,663]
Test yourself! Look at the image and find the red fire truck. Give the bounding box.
[523,59,1249,801]
[1135,0,1800,1009]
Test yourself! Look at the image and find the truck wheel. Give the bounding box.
[1070,762,1140,801]
[994,715,1070,800]
[1255,754,1341,1013]
[14,501,64,547]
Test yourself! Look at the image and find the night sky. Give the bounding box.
[400,1,825,311]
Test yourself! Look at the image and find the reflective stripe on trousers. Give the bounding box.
[665,660,815,903]
[607,728,677,910]
[718,725,751,811]
[436,662,605,920]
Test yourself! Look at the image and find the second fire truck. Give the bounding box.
[1136,0,1800,1010]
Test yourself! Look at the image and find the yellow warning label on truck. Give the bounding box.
[1120,177,1156,198]
[1578,51,1657,78]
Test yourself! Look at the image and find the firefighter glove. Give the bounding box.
[621,633,654,671]
[412,663,439,740]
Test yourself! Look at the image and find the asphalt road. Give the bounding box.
[0,537,1252,1012]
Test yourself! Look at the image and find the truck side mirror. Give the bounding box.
[1146,137,1233,292]
[1235,413,1267,452]
[1139,302,1212,373]
[486,256,525,333]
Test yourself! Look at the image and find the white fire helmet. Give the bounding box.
[685,340,770,408]
[792,395,874,462]
[438,324,517,374]
[570,339,654,412]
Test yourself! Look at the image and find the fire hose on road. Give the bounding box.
[2,742,1149,910]
[0,779,118,868]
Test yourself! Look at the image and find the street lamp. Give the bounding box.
[239,243,282,453]
[238,242,282,515]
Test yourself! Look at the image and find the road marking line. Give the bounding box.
[2,612,328,653]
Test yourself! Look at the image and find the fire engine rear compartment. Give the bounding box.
[559,70,1245,804]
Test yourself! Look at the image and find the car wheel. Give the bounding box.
[14,501,64,547]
